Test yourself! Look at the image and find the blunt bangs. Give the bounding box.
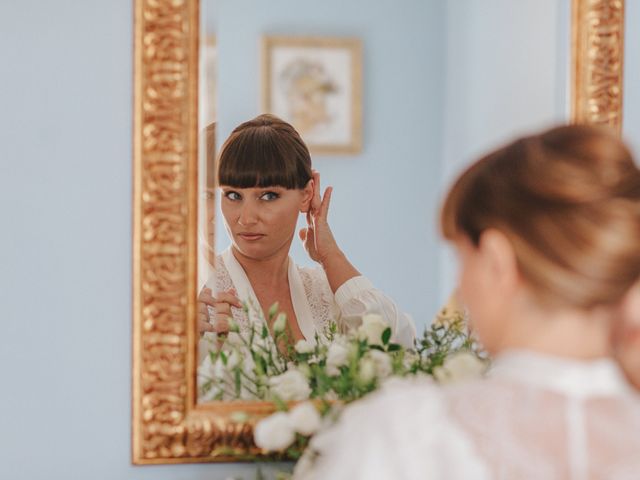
[217,115,312,189]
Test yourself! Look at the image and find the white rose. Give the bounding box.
[295,339,315,354]
[326,342,351,376]
[357,357,376,385]
[269,369,311,401]
[357,313,389,346]
[367,349,393,378]
[289,401,322,436]
[254,412,295,451]
[433,351,486,384]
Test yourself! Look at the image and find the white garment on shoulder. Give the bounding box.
[300,350,640,480]
[297,376,490,480]
[205,248,416,347]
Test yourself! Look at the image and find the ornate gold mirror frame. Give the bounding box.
[132,0,626,464]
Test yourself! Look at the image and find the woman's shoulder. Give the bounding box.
[335,375,448,429]
[305,376,490,479]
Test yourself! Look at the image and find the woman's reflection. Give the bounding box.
[198,114,415,367]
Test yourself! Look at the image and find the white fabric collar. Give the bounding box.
[489,349,634,397]
[220,247,316,341]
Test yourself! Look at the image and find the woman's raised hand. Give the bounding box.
[299,171,341,265]
[197,287,242,336]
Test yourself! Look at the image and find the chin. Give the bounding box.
[233,242,272,260]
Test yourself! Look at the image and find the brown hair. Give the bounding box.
[441,124,640,309]
[217,114,312,189]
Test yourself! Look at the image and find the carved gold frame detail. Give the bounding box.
[572,0,625,132]
[132,0,626,464]
[132,0,276,464]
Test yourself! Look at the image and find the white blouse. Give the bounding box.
[203,248,416,347]
[298,350,640,480]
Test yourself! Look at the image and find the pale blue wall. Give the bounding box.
[624,0,640,155]
[210,0,447,330]
[438,0,571,299]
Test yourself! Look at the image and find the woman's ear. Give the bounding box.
[620,281,640,328]
[479,229,519,296]
[300,179,314,213]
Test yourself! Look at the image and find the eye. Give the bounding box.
[224,190,241,201]
[260,191,280,201]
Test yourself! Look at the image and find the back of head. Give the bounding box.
[217,113,312,189]
[441,124,640,309]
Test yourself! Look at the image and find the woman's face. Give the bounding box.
[220,185,311,260]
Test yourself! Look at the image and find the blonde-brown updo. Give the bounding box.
[441,124,640,309]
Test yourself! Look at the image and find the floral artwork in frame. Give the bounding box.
[261,36,362,155]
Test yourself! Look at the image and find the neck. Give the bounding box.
[496,300,613,360]
[231,243,290,289]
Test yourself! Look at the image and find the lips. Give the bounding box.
[238,232,265,241]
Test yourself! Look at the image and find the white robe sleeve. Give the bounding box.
[294,379,490,480]
[334,275,416,348]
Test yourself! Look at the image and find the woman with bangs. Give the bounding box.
[198,114,416,351]
[299,124,640,480]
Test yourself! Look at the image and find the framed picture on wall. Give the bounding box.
[261,36,362,155]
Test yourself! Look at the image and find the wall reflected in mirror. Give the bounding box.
[196,0,574,403]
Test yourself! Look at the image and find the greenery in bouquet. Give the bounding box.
[198,300,487,458]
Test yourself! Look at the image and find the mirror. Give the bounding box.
[195,0,575,403]
[132,0,627,464]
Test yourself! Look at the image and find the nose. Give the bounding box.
[238,200,258,226]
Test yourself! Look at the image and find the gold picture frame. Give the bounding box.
[132,0,626,464]
[261,36,363,155]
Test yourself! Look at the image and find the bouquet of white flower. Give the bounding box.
[198,301,486,460]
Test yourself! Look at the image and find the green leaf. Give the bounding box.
[256,356,267,376]
[234,369,241,396]
[382,327,392,345]
[387,343,401,352]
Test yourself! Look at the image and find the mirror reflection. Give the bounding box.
[196,0,573,403]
